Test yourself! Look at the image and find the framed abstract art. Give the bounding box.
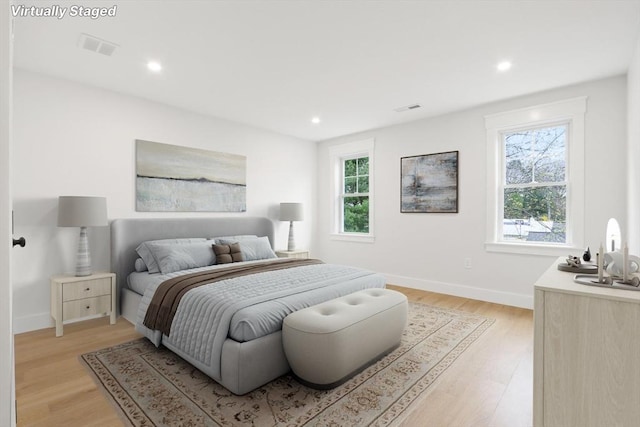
[400,151,458,213]
[135,139,246,212]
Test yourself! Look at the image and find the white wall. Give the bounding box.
[12,70,629,332]
[316,76,628,308]
[12,69,317,333]
[628,34,640,254]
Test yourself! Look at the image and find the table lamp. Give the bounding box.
[57,196,108,276]
[279,202,304,251]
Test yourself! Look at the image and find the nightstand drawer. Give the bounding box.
[63,295,112,321]
[62,278,112,302]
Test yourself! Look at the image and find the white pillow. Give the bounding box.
[136,238,206,273]
[134,258,148,272]
[212,235,258,244]
[146,241,215,275]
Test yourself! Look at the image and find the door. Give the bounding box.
[1,2,16,426]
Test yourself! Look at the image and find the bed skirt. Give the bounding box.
[121,286,290,395]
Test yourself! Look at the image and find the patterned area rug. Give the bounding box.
[81,302,493,426]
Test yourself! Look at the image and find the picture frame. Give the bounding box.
[400,150,458,213]
[135,139,246,212]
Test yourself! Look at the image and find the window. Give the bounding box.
[329,139,374,242]
[485,97,586,255]
[342,156,370,233]
[502,124,568,243]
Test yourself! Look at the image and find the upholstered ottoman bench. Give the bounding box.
[282,288,408,388]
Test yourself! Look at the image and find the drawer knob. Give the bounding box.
[86,306,90,310]
[85,288,90,291]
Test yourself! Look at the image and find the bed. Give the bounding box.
[111,217,386,395]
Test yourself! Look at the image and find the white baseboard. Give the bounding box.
[384,273,533,310]
[13,312,52,335]
[13,311,118,334]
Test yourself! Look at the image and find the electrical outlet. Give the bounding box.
[464,258,472,269]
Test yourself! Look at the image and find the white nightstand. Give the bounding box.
[276,250,310,259]
[50,272,116,337]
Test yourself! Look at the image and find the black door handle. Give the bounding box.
[13,237,25,248]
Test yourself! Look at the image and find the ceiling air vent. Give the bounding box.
[78,33,119,57]
[394,104,422,112]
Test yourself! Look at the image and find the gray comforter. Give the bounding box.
[135,259,385,381]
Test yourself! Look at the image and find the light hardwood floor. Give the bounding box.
[14,286,533,427]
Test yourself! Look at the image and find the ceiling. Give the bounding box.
[12,0,640,142]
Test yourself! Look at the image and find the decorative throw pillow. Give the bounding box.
[135,238,206,273]
[217,236,276,261]
[212,243,244,264]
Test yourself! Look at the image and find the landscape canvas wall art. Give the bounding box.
[136,140,246,212]
[401,151,458,213]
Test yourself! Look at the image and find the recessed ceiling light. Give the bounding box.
[147,61,162,73]
[496,61,512,72]
[311,117,321,124]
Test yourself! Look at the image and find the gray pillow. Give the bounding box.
[218,236,276,261]
[136,238,207,273]
[134,258,148,272]
[146,241,215,275]
[212,235,258,244]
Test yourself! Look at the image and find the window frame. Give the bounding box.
[329,138,375,242]
[485,97,586,256]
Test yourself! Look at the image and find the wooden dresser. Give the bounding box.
[534,258,640,426]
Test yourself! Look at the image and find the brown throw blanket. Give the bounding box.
[143,258,323,336]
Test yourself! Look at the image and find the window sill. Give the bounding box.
[330,233,375,243]
[485,241,582,257]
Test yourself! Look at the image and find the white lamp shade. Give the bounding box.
[57,196,108,227]
[279,203,304,222]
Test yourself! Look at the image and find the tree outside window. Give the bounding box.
[502,124,568,243]
[342,157,369,233]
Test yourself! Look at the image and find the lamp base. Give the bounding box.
[287,221,296,251]
[75,226,92,277]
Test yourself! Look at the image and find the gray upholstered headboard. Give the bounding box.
[110,217,275,311]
